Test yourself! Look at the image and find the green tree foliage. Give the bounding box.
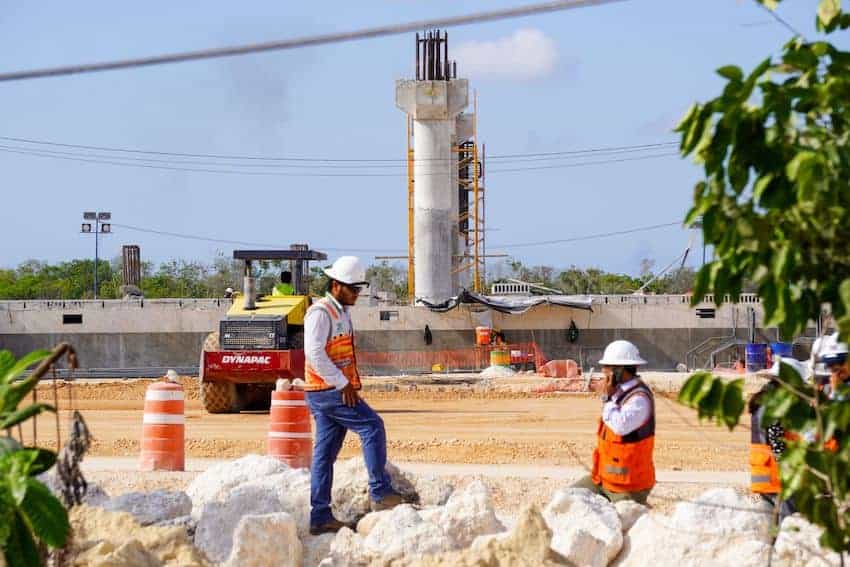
[493,259,695,295]
[0,255,695,300]
[0,349,70,566]
[365,262,409,301]
[677,0,850,551]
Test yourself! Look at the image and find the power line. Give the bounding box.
[0,135,677,163]
[488,152,678,174]
[492,221,682,249]
[110,223,407,253]
[0,146,680,177]
[0,0,626,83]
[111,220,684,253]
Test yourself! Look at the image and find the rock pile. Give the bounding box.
[61,457,845,567]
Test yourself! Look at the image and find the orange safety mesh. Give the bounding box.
[357,342,547,375]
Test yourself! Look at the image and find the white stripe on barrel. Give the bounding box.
[267,431,313,439]
[271,399,307,407]
[143,413,185,425]
[145,390,185,402]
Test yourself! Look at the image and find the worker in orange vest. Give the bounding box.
[303,256,405,535]
[749,356,806,519]
[572,340,655,504]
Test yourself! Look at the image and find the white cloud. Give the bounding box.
[453,28,559,81]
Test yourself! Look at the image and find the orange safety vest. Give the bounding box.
[591,380,655,493]
[304,297,362,392]
[750,408,782,494]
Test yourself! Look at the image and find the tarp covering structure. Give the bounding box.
[419,290,593,314]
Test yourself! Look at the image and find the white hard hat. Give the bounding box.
[165,369,179,382]
[323,256,368,285]
[818,332,849,365]
[598,340,647,366]
[225,287,234,293]
[767,357,807,379]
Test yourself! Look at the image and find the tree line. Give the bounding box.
[0,255,697,300]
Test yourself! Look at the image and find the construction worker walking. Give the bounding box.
[572,340,655,504]
[303,256,404,535]
[749,356,806,519]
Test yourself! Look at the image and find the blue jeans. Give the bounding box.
[305,388,394,526]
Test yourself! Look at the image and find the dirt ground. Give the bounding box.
[25,374,749,472]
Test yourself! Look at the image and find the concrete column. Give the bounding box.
[396,79,469,305]
[413,119,454,304]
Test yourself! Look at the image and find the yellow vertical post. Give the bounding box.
[407,116,415,302]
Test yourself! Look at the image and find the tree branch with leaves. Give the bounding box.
[677,0,850,553]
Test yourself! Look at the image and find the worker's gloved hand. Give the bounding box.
[341,383,360,408]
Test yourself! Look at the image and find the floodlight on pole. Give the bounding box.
[81,211,113,299]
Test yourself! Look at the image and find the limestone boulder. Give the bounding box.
[395,505,570,567]
[103,490,191,526]
[75,539,160,567]
[239,467,312,536]
[543,488,622,566]
[411,474,453,506]
[614,500,647,533]
[186,454,289,517]
[331,458,419,523]
[364,504,454,562]
[67,505,208,566]
[356,510,391,536]
[319,527,374,567]
[224,512,302,567]
[302,533,336,567]
[772,515,843,567]
[155,515,196,538]
[615,489,772,567]
[194,484,284,563]
[438,480,505,548]
[668,489,770,539]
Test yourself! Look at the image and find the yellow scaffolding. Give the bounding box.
[454,92,486,292]
[407,116,415,302]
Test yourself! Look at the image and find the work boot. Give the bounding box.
[309,517,353,535]
[370,491,406,512]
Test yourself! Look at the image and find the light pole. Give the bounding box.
[81,212,112,299]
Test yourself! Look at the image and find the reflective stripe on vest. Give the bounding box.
[591,380,656,493]
[304,298,362,392]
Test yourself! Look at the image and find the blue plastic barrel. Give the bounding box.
[770,342,793,359]
[746,343,768,372]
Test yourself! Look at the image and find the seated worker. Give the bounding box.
[750,356,806,520]
[572,340,655,504]
[273,270,295,296]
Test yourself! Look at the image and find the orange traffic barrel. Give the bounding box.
[140,371,185,471]
[268,385,312,468]
[475,326,492,346]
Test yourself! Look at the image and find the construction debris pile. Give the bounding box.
[46,455,843,566]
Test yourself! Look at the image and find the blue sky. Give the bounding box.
[0,1,831,275]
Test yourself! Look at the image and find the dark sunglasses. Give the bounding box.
[343,283,367,294]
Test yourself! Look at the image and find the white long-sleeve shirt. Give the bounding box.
[304,294,351,390]
[602,378,652,436]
